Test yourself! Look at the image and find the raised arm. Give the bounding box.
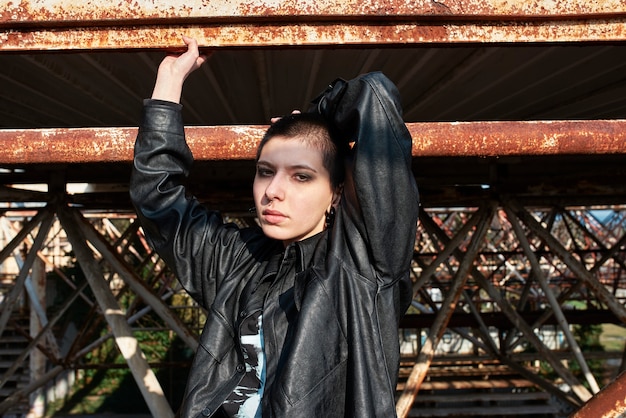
[315,72,419,284]
[129,38,247,306]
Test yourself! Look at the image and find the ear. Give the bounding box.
[331,185,343,208]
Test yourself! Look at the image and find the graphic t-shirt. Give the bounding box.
[221,312,266,418]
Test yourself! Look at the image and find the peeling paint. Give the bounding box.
[1,121,626,164]
[1,18,626,52]
[2,0,626,50]
[2,0,626,24]
[572,371,626,418]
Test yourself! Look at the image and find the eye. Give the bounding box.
[294,173,312,182]
[256,167,274,177]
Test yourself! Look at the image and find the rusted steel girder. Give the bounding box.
[3,0,626,23]
[572,371,626,418]
[3,0,626,50]
[56,206,175,418]
[396,205,496,418]
[0,120,625,165]
[2,21,626,51]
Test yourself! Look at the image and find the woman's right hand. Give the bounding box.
[151,35,211,103]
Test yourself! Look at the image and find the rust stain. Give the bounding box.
[572,371,626,418]
[235,0,444,18]
[186,126,265,161]
[1,121,626,165]
[2,16,626,52]
[3,0,626,24]
[410,120,626,158]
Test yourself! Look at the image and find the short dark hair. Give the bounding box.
[256,112,346,189]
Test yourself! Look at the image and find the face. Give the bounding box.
[253,136,339,246]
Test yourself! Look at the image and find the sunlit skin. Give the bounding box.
[148,36,341,247]
[253,136,340,246]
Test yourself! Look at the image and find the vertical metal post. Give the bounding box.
[0,208,54,340]
[29,257,46,418]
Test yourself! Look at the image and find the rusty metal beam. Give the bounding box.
[3,21,626,51]
[3,1,626,50]
[1,120,625,165]
[4,0,626,23]
[4,21,626,51]
[572,371,626,418]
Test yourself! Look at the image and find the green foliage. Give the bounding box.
[530,323,607,393]
[573,324,603,351]
[569,324,605,389]
[600,324,626,352]
[44,249,195,416]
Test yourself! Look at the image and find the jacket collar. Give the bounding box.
[288,230,327,273]
[289,231,328,310]
[254,231,327,312]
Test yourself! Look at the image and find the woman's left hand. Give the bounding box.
[151,35,212,103]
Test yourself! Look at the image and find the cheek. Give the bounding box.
[252,178,262,201]
[301,188,333,214]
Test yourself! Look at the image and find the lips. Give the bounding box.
[262,209,287,225]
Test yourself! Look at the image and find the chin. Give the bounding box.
[261,225,290,241]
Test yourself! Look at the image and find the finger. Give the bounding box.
[270,109,302,124]
[196,51,214,67]
[182,36,200,56]
[181,35,196,46]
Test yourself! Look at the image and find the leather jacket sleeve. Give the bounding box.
[315,72,419,288]
[129,99,257,308]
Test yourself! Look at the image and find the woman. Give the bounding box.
[130,36,419,417]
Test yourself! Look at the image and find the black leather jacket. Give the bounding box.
[130,72,419,418]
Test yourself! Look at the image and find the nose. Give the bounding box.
[264,175,285,202]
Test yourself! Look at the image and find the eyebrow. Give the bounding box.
[256,160,319,173]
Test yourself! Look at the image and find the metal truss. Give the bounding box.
[0,202,199,417]
[398,200,626,417]
[0,198,624,417]
[3,2,626,416]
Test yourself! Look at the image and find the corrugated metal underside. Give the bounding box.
[1,0,626,210]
